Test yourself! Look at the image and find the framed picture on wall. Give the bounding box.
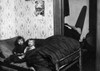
[25,0,45,16]
[34,0,45,16]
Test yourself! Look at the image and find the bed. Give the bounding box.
[0,35,83,71]
[24,35,83,71]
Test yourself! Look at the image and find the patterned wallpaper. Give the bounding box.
[0,0,54,40]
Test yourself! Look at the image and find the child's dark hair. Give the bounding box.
[14,36,25,46]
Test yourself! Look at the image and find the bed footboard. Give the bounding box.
[55,48,82,71]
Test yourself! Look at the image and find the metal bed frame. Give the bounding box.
[55,48,82,71]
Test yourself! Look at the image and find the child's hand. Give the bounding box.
[18,54,25,59]
[29,67,36,71]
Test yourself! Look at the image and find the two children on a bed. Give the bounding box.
[4,36,36,64]
[15,37,36,60]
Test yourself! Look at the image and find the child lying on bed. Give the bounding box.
[18,39,36,59]
[4,36,26,63]
[3,37,36,70]
[24,39,36,53]
[4,37,36,62]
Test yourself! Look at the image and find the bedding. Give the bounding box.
[25,35,80,70]
[0,35,80,71]
[40,35,80,63]
[0,37,17,58]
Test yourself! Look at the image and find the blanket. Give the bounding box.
[25,35,80,70]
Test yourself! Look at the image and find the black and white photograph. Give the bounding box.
[0,0,98,71]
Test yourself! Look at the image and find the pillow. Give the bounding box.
[0,42,13,58]
[0,37,17,58]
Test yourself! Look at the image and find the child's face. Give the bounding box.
[18,39,24,45]
[28,40,35,47]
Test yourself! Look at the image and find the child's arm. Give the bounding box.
[30,46,35,50]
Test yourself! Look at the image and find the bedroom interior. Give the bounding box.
[0,0,97,71]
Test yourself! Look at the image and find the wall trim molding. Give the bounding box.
[53,0,64,35]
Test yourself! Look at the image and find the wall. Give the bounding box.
[0,0,15,39]
[64,0,89,41]
[0,0,54,40]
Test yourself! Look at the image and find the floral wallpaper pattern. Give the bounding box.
[0,0,54,40]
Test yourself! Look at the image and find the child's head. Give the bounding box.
[26,39,35,47]
[15,36,25,46]
[18,38,24,45]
